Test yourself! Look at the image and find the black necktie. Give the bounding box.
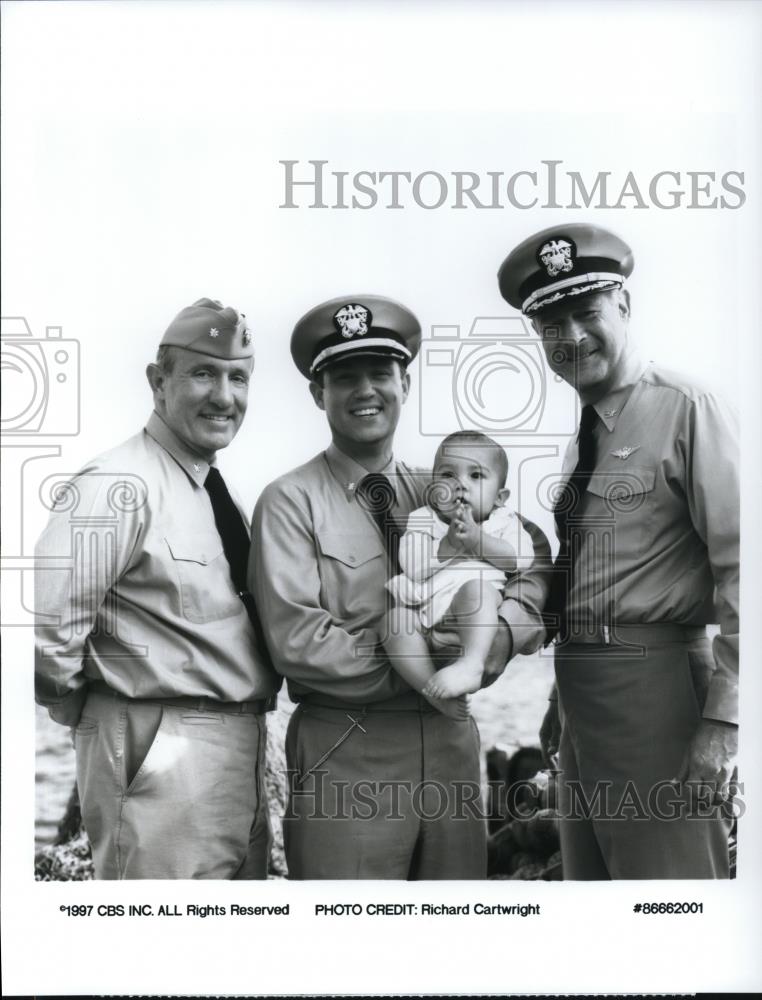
[204,466,266,645]
[355,473,400,572]
[546,404,599,641]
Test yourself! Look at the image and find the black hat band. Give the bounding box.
[310,328,412,376]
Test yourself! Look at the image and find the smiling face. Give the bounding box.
[431,438,506,524]
[146,347,252,460]
[309,354,410,459]
[531,288,632,402]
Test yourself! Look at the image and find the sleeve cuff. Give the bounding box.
[702,675,738,726]
[497,600,545,658]
[38,686,88,728]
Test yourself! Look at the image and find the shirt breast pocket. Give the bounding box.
[316,530,386,616]
[584,467,657,554]
[165,533,242,624]
[317,530,385,569]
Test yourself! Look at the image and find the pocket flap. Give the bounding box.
[165,534,224,566]
[586,467,656,500]
[317,530,384,567]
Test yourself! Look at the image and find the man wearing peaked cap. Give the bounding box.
[498,224,739,879]
[35,297,280,879]
[251,294,551,879]
[290,294,421,379]
[498,222,634,318]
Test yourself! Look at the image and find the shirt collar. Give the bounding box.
[590,359,650,432]
[145,411,212,487]
[325,442,397,501]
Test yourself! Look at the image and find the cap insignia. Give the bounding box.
[242,328,252,346]
[209,327,220,338]
[333,303,371,340]
[538,238,575,278]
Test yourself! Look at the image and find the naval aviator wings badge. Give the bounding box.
[611,445,641,460]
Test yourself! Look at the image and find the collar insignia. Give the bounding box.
[193,463,201,473]
[604,408,618,418]
[334,303,371,339]
[611,445,640,460]
[538,237,575,277]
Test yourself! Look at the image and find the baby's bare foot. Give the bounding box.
[423,657,483,699]
[423,693,471,720]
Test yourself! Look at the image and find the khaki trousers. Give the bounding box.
[75,690,270,879]
[283,695,487,879]
[555,636,732,879]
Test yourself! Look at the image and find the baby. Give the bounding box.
[384,430,532,713]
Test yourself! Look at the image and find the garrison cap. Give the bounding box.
[498,223,634,316]
[160,298,253,359]
[290,294,421,379]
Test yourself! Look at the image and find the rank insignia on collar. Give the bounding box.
[538,237,576,277]
[611,445,641,460]
[193,463,201,473]
[334,303,371,339]
[604,408,618,418]
[209,327,219,338]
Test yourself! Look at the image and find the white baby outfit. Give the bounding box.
[388,502,534,629]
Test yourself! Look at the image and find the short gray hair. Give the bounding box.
[155,344,180,375]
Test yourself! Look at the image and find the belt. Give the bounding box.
[296,690,431,714]
[561,623,707,646]
[87,679,275,716]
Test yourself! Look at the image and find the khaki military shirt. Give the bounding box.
[251,443,551,703]
[562,363,739,724]
[35,412,279,726]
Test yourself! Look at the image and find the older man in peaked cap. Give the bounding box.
[498,224,739,878]
[251,294,551,879]
[35,298,280,879]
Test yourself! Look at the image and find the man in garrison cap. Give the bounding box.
[35,298,280,879]
[498,224,739,878]
[250,294,551,879]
